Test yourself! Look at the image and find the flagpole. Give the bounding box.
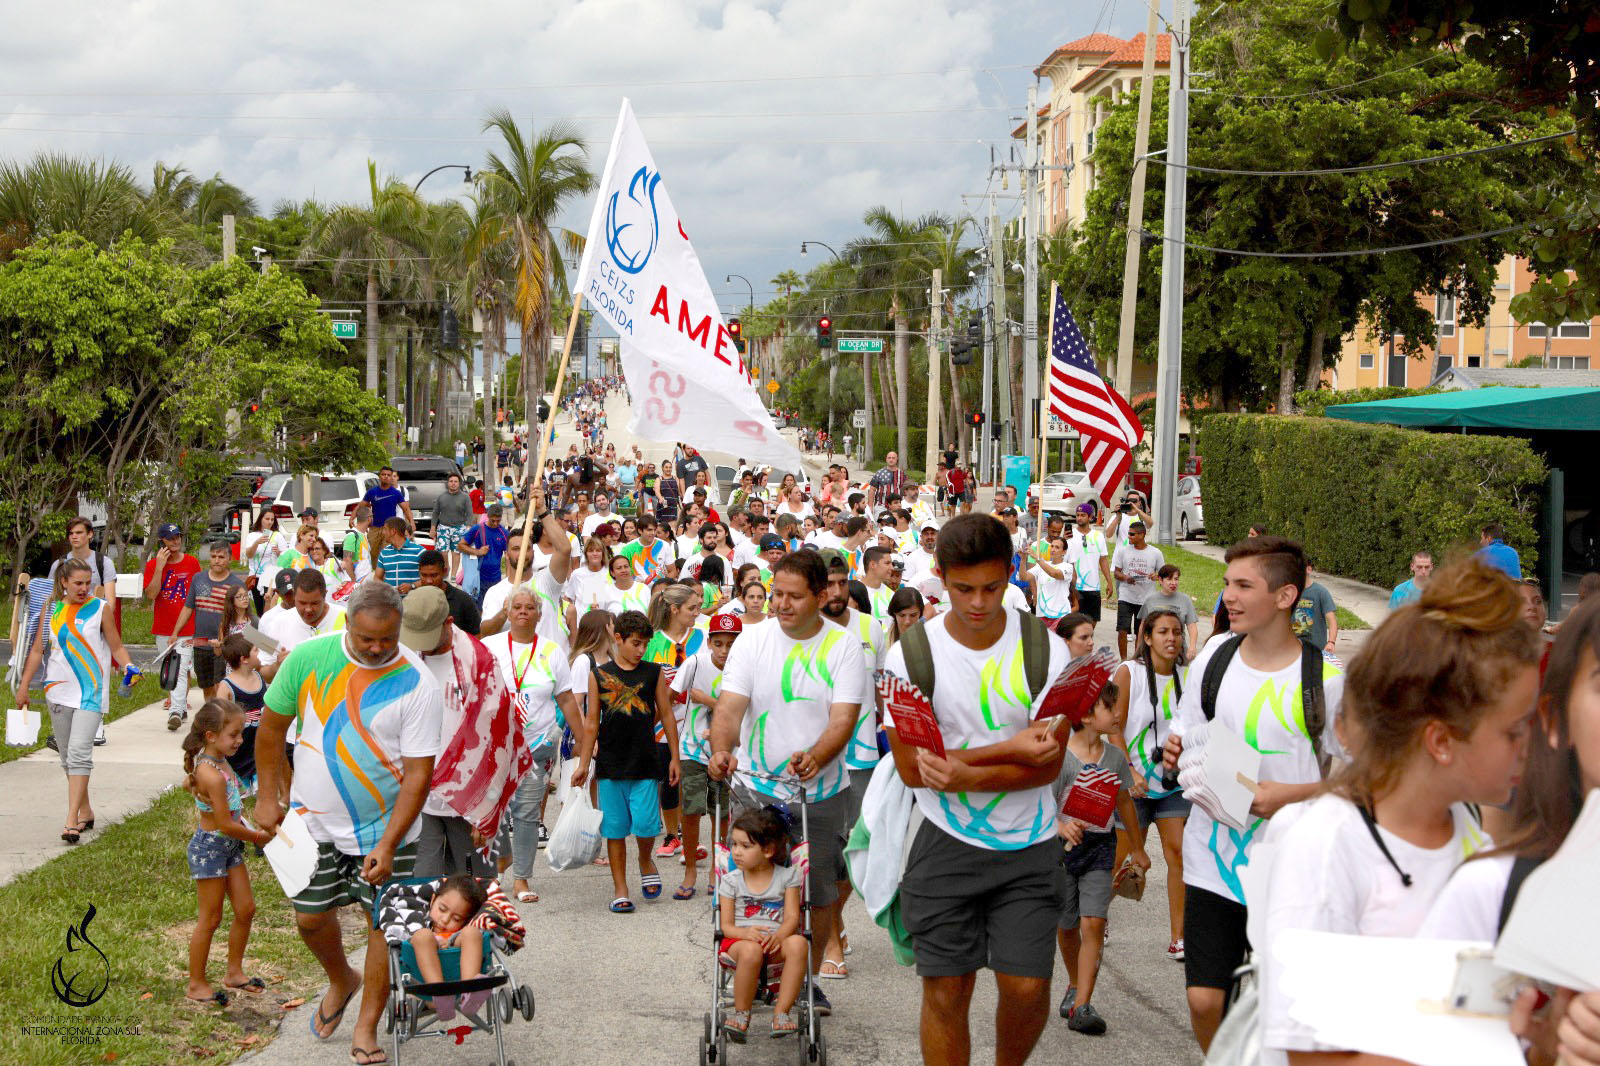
[512,303,584,588]
[1039,280,1058,483]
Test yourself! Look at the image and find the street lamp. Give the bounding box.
[725,273,754,311]
[801,240,852,457]
[800,240,839,259]
[414,164,473,192]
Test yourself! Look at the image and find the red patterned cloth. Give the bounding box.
[431,632,533,836]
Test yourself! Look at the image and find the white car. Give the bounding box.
[252,471,381,545]
[1177,475,1205,540]
[1029,471,1103,518]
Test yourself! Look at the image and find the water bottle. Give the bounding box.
[118,665,141,698]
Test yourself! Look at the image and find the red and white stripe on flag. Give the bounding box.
[1046,289,1144,503]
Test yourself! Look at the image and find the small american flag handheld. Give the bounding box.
[1061,763,1122,829]
[875,671,946,758]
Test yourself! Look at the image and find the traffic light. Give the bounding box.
[951,336,974,365]
[966,411,985,426]
[967,312,983,347]
[728,316,745,354]
[816,316,832,349]
[440,303,460,348]
[536,398,551,422]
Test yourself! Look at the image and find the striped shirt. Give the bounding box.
[377,540,425,589]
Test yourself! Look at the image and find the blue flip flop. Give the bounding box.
[610,897,636,913]
[672,884,696,900]
[309,986,358,1041]
[640,874,662,900]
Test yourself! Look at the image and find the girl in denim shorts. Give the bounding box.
[182,699,273,1006]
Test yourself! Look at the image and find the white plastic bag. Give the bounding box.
[6,707,41,746]
[555,758,580,809]
[546,786,603,872]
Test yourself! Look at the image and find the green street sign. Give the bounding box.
[331,320,358,339]
[835,338,884,353]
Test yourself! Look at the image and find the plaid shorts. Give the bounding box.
[289,839,418,914]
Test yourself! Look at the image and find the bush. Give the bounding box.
[871,426,928,466]
[1292,385,1438,418]
[1196,414,1546,586]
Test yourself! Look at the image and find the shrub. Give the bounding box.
[1196,414,1546,586]
[1292,385,1438,418]
[870,426,928,467]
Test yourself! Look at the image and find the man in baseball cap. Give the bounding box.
[399,585,451,653]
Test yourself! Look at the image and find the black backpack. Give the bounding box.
[1200,635,1330,774]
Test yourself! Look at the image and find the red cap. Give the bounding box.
[708,612,743,634]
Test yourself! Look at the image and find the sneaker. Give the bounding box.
[46,735,59,753]
[1058,986,1076,1019]
[538,824,549,849]
[166,709,184,731]
[1167,938,1185,962]
[655,834,682,858]
[1068,1003,1107,1036]
[94,723,108,746]
[808,986,833,1017]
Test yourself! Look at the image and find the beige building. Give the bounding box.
[1330,256,1599,389]
[1017,32,1173,234]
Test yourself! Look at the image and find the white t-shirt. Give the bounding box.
[1029,561,1075,618]
[1066,529,1109,593]
[568,566,620,615]
[1256,795,1490,1066]
[1112,543,1166,606]
[264,603,347,658]
[482,570,570,654]
[1118,659,1188,798]
[863,581,894,623]
[881,609,1069,851]
[580,511,617,538]
[825,609,888,770]
[671,649,726,765]
[488,633,573,752]
[420,651,467,818]
[1172,637,1346,904]
[719,616,868,801]
[902,547,937,585]
[1416,854,1517,943]
[243,530,289,579]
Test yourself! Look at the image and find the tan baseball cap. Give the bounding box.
[400,586,450,652]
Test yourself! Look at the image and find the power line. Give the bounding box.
[1138,211,1578,259]
[0,104,1011,123]
[1144,128,1577,177]
[0,125,993,148]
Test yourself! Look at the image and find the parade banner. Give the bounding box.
[574,99,801,470]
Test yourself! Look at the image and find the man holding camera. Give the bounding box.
[1103,489,1152,562]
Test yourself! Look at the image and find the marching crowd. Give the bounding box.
[13,396,1600,1066]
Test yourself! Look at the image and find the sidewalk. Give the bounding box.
[1180,539,1392,629]
[0,688,199,887]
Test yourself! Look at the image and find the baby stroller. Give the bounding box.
[375,876,534,1066]
[700,771,827,1066]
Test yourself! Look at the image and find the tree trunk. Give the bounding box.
[365,270,380,394]
[1305,321,1329,398]
[432,358,448,442]
[1276,338,1299,414]
[863,351,875,462]
[1009,334,1025,453]
[385,327,398,410]
[894,300,910,460]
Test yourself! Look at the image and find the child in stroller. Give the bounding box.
[408,875,488,1020]
[718,807,809,1041]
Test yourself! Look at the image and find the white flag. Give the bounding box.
[573,99,801,470]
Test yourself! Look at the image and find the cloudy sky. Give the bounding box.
[0,0,1148,319]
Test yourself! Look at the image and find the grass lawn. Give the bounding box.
[0,788,363,1066]
[1162,544,1370,633]
[0,682,152,767]
[2,599,157,647]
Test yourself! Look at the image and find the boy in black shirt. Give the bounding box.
[573,610,681,913]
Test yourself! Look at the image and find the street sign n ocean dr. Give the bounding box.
[835,338,884,353]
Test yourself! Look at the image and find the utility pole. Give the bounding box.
[405,328,415,445]
[980,207,996,481]
[863,348,874,465]
[927,268,943,479]
[992,199,1012,481]
[1022,81,1041,473]
[1152,0,1190,546]
[259,255,271,276]
[1113,5,1163,401]
[221,214,236,263]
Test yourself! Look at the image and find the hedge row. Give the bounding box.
[1292,385,1437,418]
[1196,414,1546,586]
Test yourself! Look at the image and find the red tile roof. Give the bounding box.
[1071,33,1171,91]
[1034,32,1127,75]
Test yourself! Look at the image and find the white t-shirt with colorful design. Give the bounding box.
[1029,561,1075,618]
[671,649,725,765]
[1171,637,1346,904]
[1119,659,1188,798]
[881,609,1069,851]
[1066,528,1109,593]
[827,609,887,771]
[489,634,573,752]
[720,617,868,802]
[264,633,443,855]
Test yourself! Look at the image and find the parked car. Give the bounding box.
[1028,471,1103,518]
[389,455,465,533]
[1176,475,1204,540]
[253,471,381,543]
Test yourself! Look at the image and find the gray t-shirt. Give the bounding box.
[48,551,118,592]
[716,861,803,929]
[1052,741,1134,835]
[1138,588,1199,627]
[1111,544,1166,606]
[433,488,474,527]
[1292,582,1337,648]
[184,570,245,641]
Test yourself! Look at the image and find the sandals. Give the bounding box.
[61,826,81,845]
[225,977,266,993]
[818,959,848,980]
[640,873,662,900]
[609,897,636,913]
[185,989,230,1007]
[672,884,696,900]
[723,1009,750,1044]
[515,890,539,903]
[348,1048,388,1065]
[309,985,359,1041]
[771,1011,798,1038]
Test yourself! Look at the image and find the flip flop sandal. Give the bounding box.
[515,890,539,903]
[225,977,266,993]
[640,874,662,900]
[348,1048,388,1066]
[609,897,636,913]
[185,990,230,1007]
[818,959,848,979]
[672,884,696,900]
[841,932,852,956]
[309,985,359,1041]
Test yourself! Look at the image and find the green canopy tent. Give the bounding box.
[1324,386,1600,431]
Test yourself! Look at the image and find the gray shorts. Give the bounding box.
[842,767,877,833]
[415,813,494,879]
[1116,789,1193,831]
[1059,864,1114,928]
[739,787,850,908]
[899,821,1064,979]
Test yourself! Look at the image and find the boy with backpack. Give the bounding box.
[1161,535,1345,1053]
[881,514,1071,1066]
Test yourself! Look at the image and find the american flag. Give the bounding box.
[1060,763,1123,829]
[1046,287,1144,503]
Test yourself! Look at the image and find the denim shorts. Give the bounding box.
[188,827,245,880]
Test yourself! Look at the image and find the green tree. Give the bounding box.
[0,153,167,258]
[477,110,595,444]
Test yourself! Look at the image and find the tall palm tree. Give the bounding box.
[0,153,165,256]
[848,208,947,460]
[451,193,515,478]
[477,109,595,441]
[924,218,980,459]
[303,161,429,395]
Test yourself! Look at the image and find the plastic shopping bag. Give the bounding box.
[546,786,603,872]
[5,707,41,746]
[460,561,481,600]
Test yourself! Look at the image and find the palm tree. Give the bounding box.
[847,208,947,460]
[477,109,595,442]
[144,162,257,228]
[924,218,980,460]
[0,153,165,256]
[303,161,429,395]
